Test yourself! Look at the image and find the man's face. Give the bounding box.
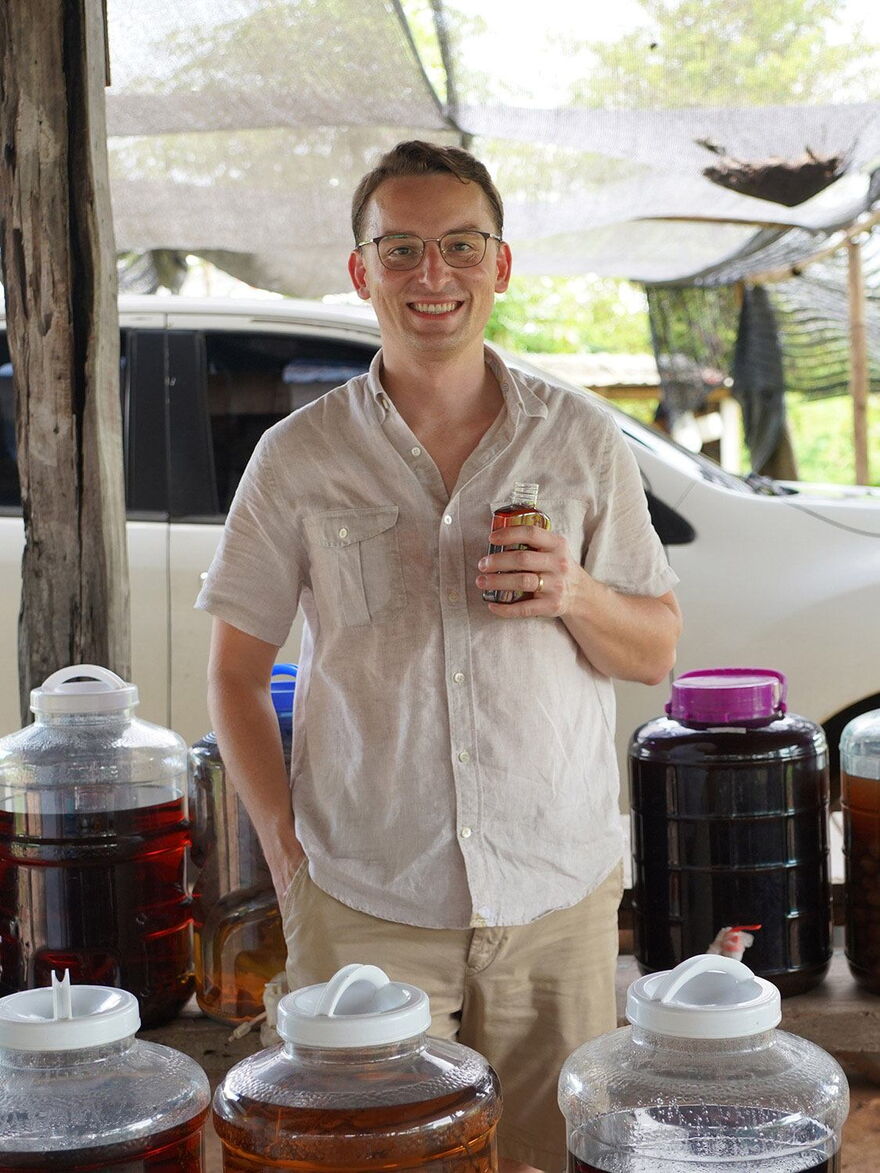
[348,172,512,362]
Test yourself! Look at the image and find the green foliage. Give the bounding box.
[487,276,651,354]
[568,0,880,108]
[786,392,880,486]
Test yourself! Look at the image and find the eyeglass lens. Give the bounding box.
[377,231,489,270]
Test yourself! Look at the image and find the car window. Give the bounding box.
[0,332,131,512]
[203,330,378,513]
[0,337,17,508]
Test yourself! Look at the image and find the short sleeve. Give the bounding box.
[195,428,305,647]
[583,412,680,598]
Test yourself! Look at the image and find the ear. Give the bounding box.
[494,241,512,294]
[348,249,371,300]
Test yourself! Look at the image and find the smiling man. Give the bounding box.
[198,141,681,1171]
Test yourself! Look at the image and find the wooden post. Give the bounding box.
[847,239,870,486]
[0,0,129,722]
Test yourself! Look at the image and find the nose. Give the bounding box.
[414,238,452,282]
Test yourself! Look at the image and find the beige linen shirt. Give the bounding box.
[196,346,678,929]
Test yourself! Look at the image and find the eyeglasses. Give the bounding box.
[355,230,503,271]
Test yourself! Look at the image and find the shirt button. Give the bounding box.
[411,446,421,456]
[458,750,470,763]
[453,672,465,684]
[460,826,472,839]
[338,527,348,539]
[447,590,460,603]
[443,514,453,525]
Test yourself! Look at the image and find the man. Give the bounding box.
[197,140,681,1172]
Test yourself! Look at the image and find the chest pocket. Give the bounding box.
[304,506,406,627]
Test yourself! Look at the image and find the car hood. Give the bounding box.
[777,480,880,536]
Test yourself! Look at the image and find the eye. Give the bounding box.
[445,234,480,254]
[380,236,420,259]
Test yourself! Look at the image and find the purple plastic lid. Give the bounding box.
[666,668,787,724]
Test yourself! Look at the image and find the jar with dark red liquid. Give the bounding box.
[0,971,210,1170]
[213,962,502,1170]
[559,954,849,1172]
[841,707,880,991]
[189,663,296,1025]
[629,667,832,996]
[0,664,192,1027]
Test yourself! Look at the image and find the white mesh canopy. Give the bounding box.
[106,0,880,294]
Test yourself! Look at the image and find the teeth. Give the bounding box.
[411,302,458,314]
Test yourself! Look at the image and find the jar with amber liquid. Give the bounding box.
[212,963,502,1171]
[482,481,551,604]
[841,708,880,992]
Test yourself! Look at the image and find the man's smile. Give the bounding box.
[408,300,463,316]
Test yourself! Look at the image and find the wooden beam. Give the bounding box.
[847,239,870,486]
[0,0,129,720]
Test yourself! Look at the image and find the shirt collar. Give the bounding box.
[365,345,549,421]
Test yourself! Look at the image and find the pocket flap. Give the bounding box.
[305,505,399,548]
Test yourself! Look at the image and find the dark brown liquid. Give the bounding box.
[0,1108,207,1171]
[213,1084,498,1170]
[630,717,832,997]
[0,798,193,1028]
[481,503,551,604]
[842,770,880,992]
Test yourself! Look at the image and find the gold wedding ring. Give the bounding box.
[535,575,545,596]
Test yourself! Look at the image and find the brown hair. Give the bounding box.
[351,140,504,242]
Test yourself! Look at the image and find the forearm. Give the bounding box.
[561,573,681,684]
[207,624,304,895]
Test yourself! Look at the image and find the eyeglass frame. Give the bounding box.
[354,229,504,270]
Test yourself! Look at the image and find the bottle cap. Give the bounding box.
[270,663,298,720]
[277,963,431,1048]
[0,972,140,1050]
[30,665,139,715]
[666,668,787,724]
[626,954,781,1039]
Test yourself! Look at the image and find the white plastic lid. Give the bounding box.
[626,954,782,1039]
[30,664,139,714]
[0,972,141,1050]
[277,963,431,1048]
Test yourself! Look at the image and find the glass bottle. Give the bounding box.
[559,954,849,1172]
[212,963,502,1171]
[0,665,192,1028]
[840,707,880,991]
[481,481,551,603]
[189,664,297,1024]
[0,971,210,1170]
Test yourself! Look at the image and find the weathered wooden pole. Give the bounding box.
[0,0,129,722]
[847,238,870,485]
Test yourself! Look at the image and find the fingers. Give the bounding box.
[489,524,557,551]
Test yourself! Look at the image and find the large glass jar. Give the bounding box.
[559,954,849,1172]
[213,963,502,1170]
[841,706,880,991]
[0,972,210,1170]
[189,663,296,1024]
[0,665,192,1027]
[630,667,832,996]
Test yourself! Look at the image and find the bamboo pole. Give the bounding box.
[847,239,870,486]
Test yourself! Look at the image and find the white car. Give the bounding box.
[0,296,878,794]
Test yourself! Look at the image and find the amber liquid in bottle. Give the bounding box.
[842,769,880,992]
[0,1108,208,1171]
[214,1085,498,1172]
[481,481,551,604]
[0,797,193,1028]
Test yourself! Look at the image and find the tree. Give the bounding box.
[0,0,129,719]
